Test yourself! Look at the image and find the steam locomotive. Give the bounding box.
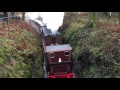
[35,20,74,78]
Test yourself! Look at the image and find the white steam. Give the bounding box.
[25,12,64,34]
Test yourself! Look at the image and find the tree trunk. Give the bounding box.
[11,12,14,16]
[3,12,8,17]
[119,12,120,24]
[89,12,97,28]
[22,12,25,21]
[3,12,8,24]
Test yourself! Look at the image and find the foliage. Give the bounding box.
[0,20,43,78]
[62,12,120,78]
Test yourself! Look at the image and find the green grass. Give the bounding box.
[62,13,120,78]
[0,21,43,78]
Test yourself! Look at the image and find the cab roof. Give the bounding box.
[45,44,72,52]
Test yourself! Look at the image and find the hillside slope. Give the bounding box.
[61,13,120,78]
[0,20,43,78]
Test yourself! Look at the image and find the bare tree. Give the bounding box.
[119,12,120,24]
[89,12,98,28]
[11,12,14,16]
[3,12,8,24]
[22,12,25,21]
[3,12,8,17]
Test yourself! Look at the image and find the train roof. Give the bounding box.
[42,27,52,36]
[45,44,72,52]
[34,20,46,27]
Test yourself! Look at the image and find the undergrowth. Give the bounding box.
[62,13,120,78]
[0,20,43,78]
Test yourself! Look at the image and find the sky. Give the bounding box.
[25,12,64,34]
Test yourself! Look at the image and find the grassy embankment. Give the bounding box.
[0,20,43,78]
[61,13,120,78]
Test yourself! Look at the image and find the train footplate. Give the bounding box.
[48,73,74,78]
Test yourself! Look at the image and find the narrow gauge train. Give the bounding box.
[34,20,74,78]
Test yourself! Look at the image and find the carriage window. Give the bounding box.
[64,51,70,56]
[49,52,55,58]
